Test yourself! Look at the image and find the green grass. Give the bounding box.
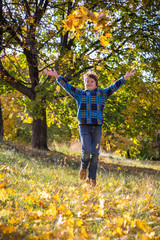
[0,143,160,239]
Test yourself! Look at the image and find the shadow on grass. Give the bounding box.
[1,142,159,178]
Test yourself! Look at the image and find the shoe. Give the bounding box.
[79,168,87,180]
[86,178,90,184]
[90,179,96,187]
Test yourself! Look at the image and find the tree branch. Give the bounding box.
[22,0,31,17]
[34,0,49,25]
[0,60,35,100]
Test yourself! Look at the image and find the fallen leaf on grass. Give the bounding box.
[0,188,9,202]
[0,224,16,234]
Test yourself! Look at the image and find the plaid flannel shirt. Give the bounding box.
[57,76,126,125]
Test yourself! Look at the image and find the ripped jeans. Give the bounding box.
[79,125,102,180]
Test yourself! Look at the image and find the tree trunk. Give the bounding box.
[0,96,3,142]
[32,108,48,150]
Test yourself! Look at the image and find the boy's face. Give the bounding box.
[84,77,97,91]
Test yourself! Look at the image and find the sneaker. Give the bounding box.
[79,168,87,180]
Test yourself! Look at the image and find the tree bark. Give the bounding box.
[0,96,3,142]
[32,107,48,150]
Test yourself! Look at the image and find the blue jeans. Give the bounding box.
[79,125,102,180]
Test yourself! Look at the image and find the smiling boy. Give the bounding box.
[47,68,136,186]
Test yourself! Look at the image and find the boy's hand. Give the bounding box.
[124,69,136,80]
[46,68,59,79]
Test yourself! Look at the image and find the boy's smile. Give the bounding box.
[85,77,97,91]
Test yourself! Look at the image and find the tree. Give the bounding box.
[0,0,159,151]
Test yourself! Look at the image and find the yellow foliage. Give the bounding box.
[63,6,111,46]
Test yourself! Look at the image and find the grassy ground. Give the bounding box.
[0,142,160,240]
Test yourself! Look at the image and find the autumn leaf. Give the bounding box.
[0,225,16,234]
[0,188,9,202]
[8,217,17,225]
[77,219,83,227]
[0,181,7,188]
[46,204,57,218]
[99,36,109,47]
[63,6,111,46]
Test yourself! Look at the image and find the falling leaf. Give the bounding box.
[63,6,111,46]
[100,36,109,47]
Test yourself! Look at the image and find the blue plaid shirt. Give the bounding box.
[57,76,126,125]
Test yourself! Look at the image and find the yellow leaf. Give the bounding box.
[0,173,5,179]
[0,188,9,202]
[136,219,150,232]
[52,195,60,202]
[98,209,104,217]
[63,19,74,31]
[75,30,83,39]
[65,209,72,217]
[0,225,16,234]
[56,85,61,92]
[80,226,88,238]
[8,217,17,225]
[46,204,57,218]
[77,219,83,227]
[68,217,75,226]
[96,66,102,70]
[155,234,160,240]
[79,6,90,16]
[0,181,7,188]
[28,211,43,220]
[115,226,126,236]
[105,32,111,38]
[94,24,104,31]
[117,217,124,227]
[100,36,109,47]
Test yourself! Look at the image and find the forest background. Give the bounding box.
[0,0,160,161]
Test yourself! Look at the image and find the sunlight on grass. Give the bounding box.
[0,144,160,239]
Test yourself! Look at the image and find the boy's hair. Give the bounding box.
[83,70,99,87]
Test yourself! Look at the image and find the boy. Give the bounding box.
[46,68,136,186]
